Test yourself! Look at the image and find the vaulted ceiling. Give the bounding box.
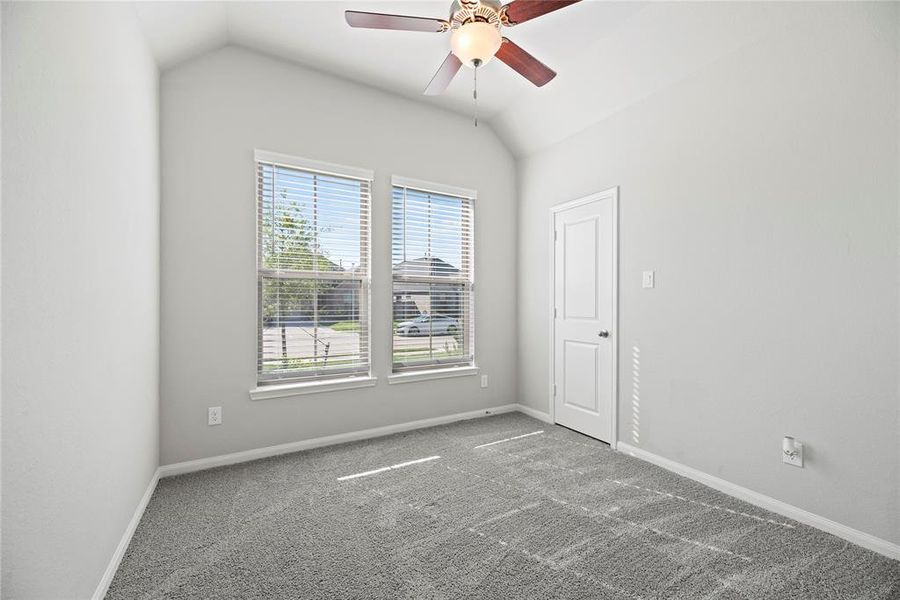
[135,1,807,156]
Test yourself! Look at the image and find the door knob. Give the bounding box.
[598,330,609,338]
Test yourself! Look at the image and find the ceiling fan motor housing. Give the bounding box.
[449,0,503,29]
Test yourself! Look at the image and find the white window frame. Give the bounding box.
[251,150,375,397]
[388,175,476,383]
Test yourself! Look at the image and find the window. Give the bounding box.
[391,176,475,373]
[256,150,372,385]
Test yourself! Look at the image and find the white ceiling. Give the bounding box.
[135,1,806,156]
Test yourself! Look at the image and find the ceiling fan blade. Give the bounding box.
[424,53,463,96]
[495,38,556,87]
[501,0,581,26]
[345,11,448,33]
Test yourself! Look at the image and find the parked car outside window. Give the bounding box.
[395,314,459,337]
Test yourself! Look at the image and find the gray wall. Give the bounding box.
[517,3,900,544]
[1,3,160,598]
[159,47,517,465]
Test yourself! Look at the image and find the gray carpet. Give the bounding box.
[108,413,900,599]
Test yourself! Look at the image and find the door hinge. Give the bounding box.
[553,307,557,318]
[554,230,558,242]
[553,383,557,397]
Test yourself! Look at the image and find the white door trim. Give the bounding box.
[548,187,619,449]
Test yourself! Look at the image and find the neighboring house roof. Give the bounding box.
[394,257,459,278]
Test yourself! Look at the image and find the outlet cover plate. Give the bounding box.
[782,442,803,467]
[208,406,222,426]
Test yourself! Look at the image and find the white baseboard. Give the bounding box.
[93,468,160,600]
[515,404,553,423]
[159,404,520,478]
[616,442,900,561]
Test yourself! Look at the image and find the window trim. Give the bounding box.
[249,376,378,401]
[390,175,476,375]
[255,150,374,386]
[254,149,374,182]
[387,366,479,385]
[391,175,476,201]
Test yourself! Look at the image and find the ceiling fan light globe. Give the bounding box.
[450,22,502,67]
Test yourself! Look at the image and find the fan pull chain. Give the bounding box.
[472,58,481,127]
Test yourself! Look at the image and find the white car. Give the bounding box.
[395,314,459,337]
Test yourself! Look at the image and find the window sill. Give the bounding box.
[387,366,479,385]
[250,376,377,401]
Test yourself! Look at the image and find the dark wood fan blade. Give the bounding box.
[424,53,463,96]
[501,1,580,26]
[345,11,448,32]
[495,38,556,87]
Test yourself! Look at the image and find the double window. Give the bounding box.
[256,151,371,384]
[255,153,474,388]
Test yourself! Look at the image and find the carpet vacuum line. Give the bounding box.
[481,444,795,529]
[336,455,442,481]
[352,479,648,600]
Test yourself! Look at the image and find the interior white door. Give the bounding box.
[553,195,615,442]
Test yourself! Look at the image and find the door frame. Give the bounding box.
[548,187,619,449]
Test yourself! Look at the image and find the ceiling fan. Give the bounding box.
[345,0,581,96]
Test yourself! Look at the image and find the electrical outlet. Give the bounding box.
[782,441,803,467]
[481,375,488,388]
[208,406,222,426]
[642,270,655,289]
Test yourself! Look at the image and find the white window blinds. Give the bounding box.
[391,177,475,373]
[256,151,372,384]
